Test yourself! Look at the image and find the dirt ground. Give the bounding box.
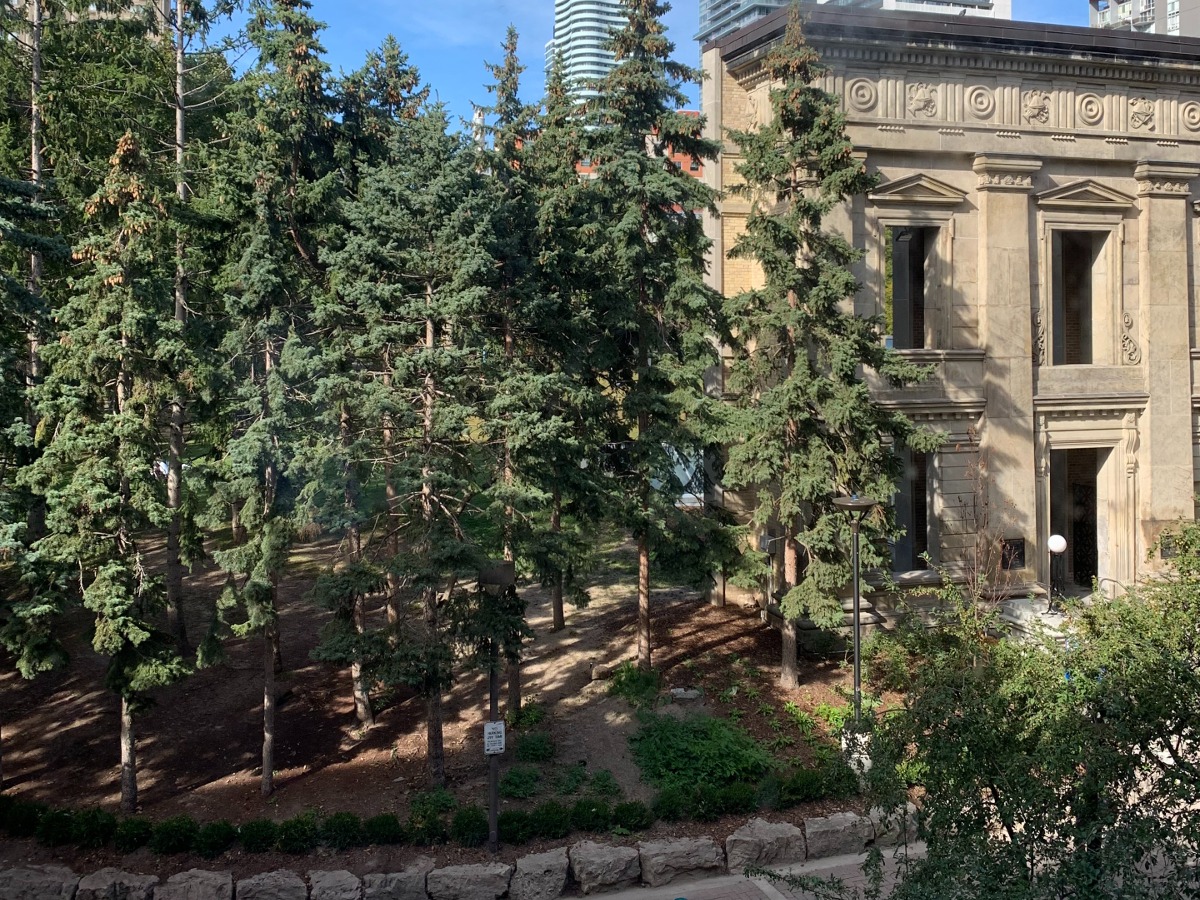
[0,538,862,878]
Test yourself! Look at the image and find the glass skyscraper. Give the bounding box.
[545,0,627,99]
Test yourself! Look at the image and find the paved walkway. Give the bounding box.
[600,845,922,900]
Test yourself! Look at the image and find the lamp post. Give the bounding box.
[833,494,878,725]
[1047,533,1067,613]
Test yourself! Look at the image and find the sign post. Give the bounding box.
[484,719,505,852]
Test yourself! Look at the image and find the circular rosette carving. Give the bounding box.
[1078,93,1104,127]
[967,85,995,120]
[847,78,878,113]
[1182,101,1200,132]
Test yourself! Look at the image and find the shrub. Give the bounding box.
[35,809,76,847]
[114,817,154,852]
[570,798,611,832]
[276,815,318,854]
[149,816,200,855]
[781,767,826,806]
[896,757,928,786]
[405,810,447,846]
[630,713,773,789]
[528,801,572,840]
[587,769,621,798]
[239,819,279,853]
[717,781,759,815]
[756,773,784,811]
[821,757,860,800]
[410,788,456,816]
[506,701,547,730]
[498,809,532,845]
[5,799,46,838]
[363,813,405,845]
[450,806,489,848]
[814,701,852,734]
[499,765,540,799]
[689,783,723,822]
[73,808,117,849]
[611,800,654,832]
[515,732,556,763]
[651,784,691,822]
[320,812,363,850]
[608,661,661,709]
[556,762,587,795]
[195,821,237,859]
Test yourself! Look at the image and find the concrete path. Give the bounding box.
[598,845,922,900]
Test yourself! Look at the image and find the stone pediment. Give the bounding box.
[1035,180,1135,210]
[868,173,967,207]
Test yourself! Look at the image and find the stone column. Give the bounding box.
[1134,160,1198,559]
[973,153,1043,582]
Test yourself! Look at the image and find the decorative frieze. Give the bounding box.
[1022,89,1051,124]
[1130,97,1155,131]
[907,82,937,117]
[1033,309,1047,366]
[1121,312,1142,365]
[1134,160,1198,197]
[973,153,1041,191]
[967,85,995,120]
[847,78,878,113]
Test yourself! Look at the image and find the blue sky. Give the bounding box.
[286,0,1086,127]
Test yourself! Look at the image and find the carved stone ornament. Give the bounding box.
[743,88,767,129]
[967,85,995,120]
[1077,93,1104,127]
[1182,101,1200,133]
[1121,312,1142,365]
[847,78,878,113]
[1137,179,1190,196]
[1130,97,1155,131]
[1022,89,1051,125]
[978,171,1034,189]
[907,83,937,118]
[1033,309,1047,366]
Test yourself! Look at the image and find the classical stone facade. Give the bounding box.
[703,7,1200,600]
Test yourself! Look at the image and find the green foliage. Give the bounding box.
[587,769,621,799]
[497,809,532,845]
[717,782,759,815]
[149,816,200,855]
[506,702,547,730]
[528,801,572,840]
[814,702,852,734]
[607,661,661,709]
[410,788,457,817]
[35,809,76,847]
[195,821,237,859]
[556,762,587,795]
[319,812,363,850]
[630,713,774,789]
[363,813,405,845]
[275,815,319,854]
[405,808,448,847]
[114,817,153,852]
[449,806,489,848]
[570,798,611,832]
[610,800,655,832]
[781,768,826,805]
[72,808,117,849]
[782,701,818,737]
[515,732,555,763]
[238,819,279,853]
[651,784,690,822]
[499,765,541,799]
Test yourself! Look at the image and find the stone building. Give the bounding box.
[702,6,1200,605]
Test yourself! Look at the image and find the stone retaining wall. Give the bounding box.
[0,806,916,900]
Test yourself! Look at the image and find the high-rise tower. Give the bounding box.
[545,0,627,99]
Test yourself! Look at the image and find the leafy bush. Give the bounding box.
[363,813,405,845]
[781,767,825,805]
[896,757,928,786]
[756,773,784,810]
[863,632,914,692]
[195,821,237,859]
[405,809,448,846]
[689,783,723,822]
[498,809,532,845]
[72,808,117,849]
[149,816,200,855]
[651,784,690,822]
[411,788,457,816]
[717,781,759,815]
[114,817,154,852]
[450,806,489,848]
[4,799,46,838]
[239,819,279,853]
[35,809,76,847]
[515,732,556,763]
[528,801,572,840]
[820,757,860,800]
[587,769,621,798]
[570,798,611,832]
[320,812,363,850]
[506,701,547,730]
[611,800,654,832]
[556,762,587,795]
[630,713,773,789]
[500,765,540,799]
[608,661,661,709]
[814,701,852,733]
[276,815,318,854]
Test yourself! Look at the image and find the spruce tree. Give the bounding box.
[722,8,939,685]
[585,0,727,671]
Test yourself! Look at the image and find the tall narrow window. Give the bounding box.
[892,449,931,572]
[884,226,938,350]
[1051,230,1108,365]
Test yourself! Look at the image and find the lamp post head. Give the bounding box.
[833,495,879,519]
[1048,534,1067,555]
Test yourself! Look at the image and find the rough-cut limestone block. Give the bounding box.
[570,841,641,894]
[425,863,512,900]
[869,803,919,847]
[236,869,308,900]
[155,869,233,900]
[309,869,361,900]
[76,867,158,900]
[725,817,807,871]
[509,847,570,900]
[804,811,875,859]
[637,837,725,887]
[0,866,79,900]
[362,857,434,900]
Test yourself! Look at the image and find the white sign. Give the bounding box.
[483,721,506,756]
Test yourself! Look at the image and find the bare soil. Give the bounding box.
[0,538,863,878]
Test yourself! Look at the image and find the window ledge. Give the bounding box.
[892,349,986,363]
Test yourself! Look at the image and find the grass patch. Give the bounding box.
[500,765,541,800]
[608,661,661,709]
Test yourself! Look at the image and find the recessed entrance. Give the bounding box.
[1049,447,1111,592]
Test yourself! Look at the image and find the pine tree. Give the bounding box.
[585,0,727,671]
[21,133,190,812]
[722,7,939,685]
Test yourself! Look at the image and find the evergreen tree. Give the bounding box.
[21,133,189,812]
[585,0,727,671]
[722,8,938,685]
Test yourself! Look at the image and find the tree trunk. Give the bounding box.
[343,407,374,729]
[262,624,276,797]
[164,0,189,657]
[420,288,446,787]
[550,489,565,631]
[637,531,652,671]
[120,697,137,813]
[781,619,799,690]
[426,689,446,788]
[231,501,246,545]
[506,659,521,719]
[382,349,400,628]
[24,0,46,543]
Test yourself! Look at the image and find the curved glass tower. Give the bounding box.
[545,0,627,99]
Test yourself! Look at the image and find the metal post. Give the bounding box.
[851,517,862,725]
[488,651,499,853]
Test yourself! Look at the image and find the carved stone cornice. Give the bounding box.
[973,154,1042,192]
[1134,160,1199,197]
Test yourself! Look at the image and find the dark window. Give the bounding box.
[885,226,938,350]
[892,449,930,571]
[1051,231,1106,365]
